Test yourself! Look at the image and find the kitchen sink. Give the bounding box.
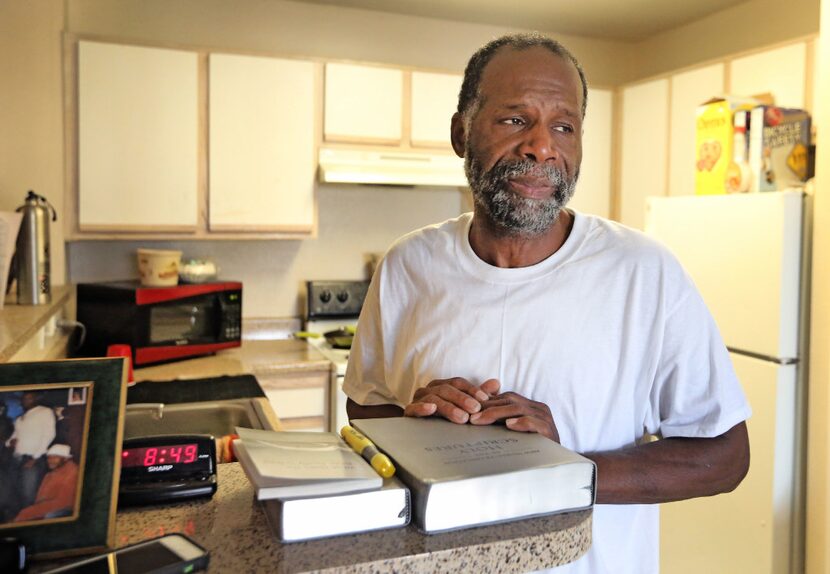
[124,397,279,439]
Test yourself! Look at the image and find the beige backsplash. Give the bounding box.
[66,185,467,318]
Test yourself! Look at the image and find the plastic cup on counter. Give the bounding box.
[106,344,135,385]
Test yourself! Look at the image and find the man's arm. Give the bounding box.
[346,398,403,420]
[350,383,750,506]
[586,421,750,504]
[470,387,750,504]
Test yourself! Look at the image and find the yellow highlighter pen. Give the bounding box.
[340,425,396,478]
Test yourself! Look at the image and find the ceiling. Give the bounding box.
[293,0,750,41]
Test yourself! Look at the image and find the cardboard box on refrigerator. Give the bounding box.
[748,105,811,192]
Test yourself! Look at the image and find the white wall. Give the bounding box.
[806,0,830,570]
[630,0,820,79]
[68,185,467,317]
[0,1,66,284]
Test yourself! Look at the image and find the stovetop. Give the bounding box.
[303,280,369,434]
[304,280,369,376]
[306,280,369,320]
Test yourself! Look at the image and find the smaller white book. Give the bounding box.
[262,477,411,542]
[234,428,382,500]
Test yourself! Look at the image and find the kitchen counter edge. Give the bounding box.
[0,285,74,362]
[108,462,592,573]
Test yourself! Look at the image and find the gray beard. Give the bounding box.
[465,153,578,237]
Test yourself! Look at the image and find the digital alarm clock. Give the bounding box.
[118,434,217,507]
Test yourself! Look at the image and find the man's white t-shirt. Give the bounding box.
[343,211,751,574]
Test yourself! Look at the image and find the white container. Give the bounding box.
[179,258,218,283]
[137,248,181,286]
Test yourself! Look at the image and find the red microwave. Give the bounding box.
[76,281,242,366]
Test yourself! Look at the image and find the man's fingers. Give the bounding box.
[406,394,470,424]
[506,416,540,432]
[469,403,526,425]
[506,416,558,441]
[417,382,483,413]
[427,378,490,403]
[480,378,501,396]
[407,377,508,425]
[404,402,437,417]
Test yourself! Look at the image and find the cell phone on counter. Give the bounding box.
[42,534,209,574]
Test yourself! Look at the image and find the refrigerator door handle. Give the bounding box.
[727,347,798,365]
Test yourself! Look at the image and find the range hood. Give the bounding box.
[318,148,468,188]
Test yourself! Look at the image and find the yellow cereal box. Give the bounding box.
[695,97,758,195]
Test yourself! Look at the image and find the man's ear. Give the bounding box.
[450,112,466,158]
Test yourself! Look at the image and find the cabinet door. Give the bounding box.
[730,42,807,109]
[669,64,725,197]
[619,78,669,229]
[209,54,316,231]
[570,88,612,218]
[324,63,403,144]
[78,41,199,230]
[410,71,462,148]
[256,370,330,432]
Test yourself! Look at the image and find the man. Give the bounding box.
[344,33,751,573]
[5,391,57,510]
[14,444,79,522]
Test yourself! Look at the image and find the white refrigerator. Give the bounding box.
[645,189,810,574]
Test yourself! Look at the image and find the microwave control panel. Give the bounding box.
[219,291,242,340]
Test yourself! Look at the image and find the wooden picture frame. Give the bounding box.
[0,358,127,558]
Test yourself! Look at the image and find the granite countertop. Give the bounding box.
[107,463,591,573]
[134,339,333,382]
[0,284,73,362]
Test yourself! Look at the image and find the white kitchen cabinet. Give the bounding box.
[256,368,332,432]
[77,41,199,231]
[729,42,808,109]
[619,78,669,229]
[570,88,613,218]
[410,71,462,148]
[668,64,725,197]
[209,54,316,232]
[324,63,403,144]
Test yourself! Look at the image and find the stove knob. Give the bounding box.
[336,291,349,303]
[319,290,332,303]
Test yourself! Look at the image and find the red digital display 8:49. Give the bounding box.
[122,443,199,468]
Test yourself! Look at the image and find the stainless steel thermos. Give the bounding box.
[15,190,57,305]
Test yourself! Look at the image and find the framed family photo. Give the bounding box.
[0,358,127,558]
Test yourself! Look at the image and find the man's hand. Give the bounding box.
[22,458,36,469]
[404,378,500,424]
[470,391,560,442]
